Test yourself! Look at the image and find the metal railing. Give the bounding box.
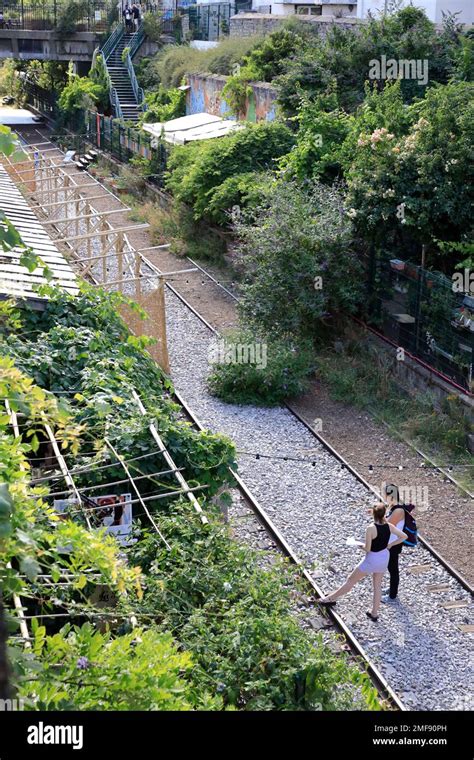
[125,24,145,110]
[101,20,147,119]
[101,18,124,60]
[101,22,125,119]
[125,50,144,108]
[0,1,116,32]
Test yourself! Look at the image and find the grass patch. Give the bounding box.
[316,337,473,489]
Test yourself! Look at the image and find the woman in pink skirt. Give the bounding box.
[318,504,407,621]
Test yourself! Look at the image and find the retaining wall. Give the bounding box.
[186,72,277,121]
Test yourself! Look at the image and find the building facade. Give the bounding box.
[357,0,472,24]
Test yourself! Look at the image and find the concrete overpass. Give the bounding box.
[0,28,101,62]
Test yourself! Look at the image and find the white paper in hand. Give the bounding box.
[346,536,364,547]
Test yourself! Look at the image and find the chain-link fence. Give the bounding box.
[366,255,474,392]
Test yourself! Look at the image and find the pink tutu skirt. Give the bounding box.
[357,549,389,573]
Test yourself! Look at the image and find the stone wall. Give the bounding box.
[230,13,360,38]
[186,72,277,122]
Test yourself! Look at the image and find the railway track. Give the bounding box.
[173,387,405,711]
[14,127,473,712]
[162,269,474,597]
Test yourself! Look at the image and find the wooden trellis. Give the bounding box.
[0,141,196,374]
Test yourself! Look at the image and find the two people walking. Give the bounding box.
[318,484,415,621]
[123,3,141,32]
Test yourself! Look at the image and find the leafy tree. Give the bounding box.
[0,60,23,102]
[281,90,353,181]
[58,66,102,127]
[88,53,110,114]
[56,0,89,36]
[344,81,474,268]
[272,8,467,116]
[235,180,363,339]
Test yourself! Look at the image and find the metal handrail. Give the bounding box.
[100,22,126,120]
[111,87,124,121]
[129,23,145,58]
[125,52,144,108]
[100,19,147,120]
[101,22,125,61]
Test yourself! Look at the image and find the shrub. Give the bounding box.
[146,37,262,89]
[207,329,315,406]
[165,122,295,223]
[202,170,269,227]
[18,623,205,711]
[142,85,186,124]
[235,179,363,339]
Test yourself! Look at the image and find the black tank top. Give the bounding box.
[371,523,390,552]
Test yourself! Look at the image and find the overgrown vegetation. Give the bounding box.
[136,37,262,90]
[235,180,363,339]
[141,85,186,124]
[165,122,294,225]
[1,285,378,711]
[208,330,315,406]
[315,335,473,482]
[57,63,106,128]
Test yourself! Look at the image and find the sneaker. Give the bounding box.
[381,595,399,604]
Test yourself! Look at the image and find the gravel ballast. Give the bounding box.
[165,289,473,712]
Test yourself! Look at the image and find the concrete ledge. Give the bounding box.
[0,29,100,61]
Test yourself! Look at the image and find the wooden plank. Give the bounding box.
[441,600,470,610]
[407,565,432,574]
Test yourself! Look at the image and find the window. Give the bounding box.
[295,5,322,15]
[18,39,44,55]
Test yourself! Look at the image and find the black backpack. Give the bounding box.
[389,504,418,548]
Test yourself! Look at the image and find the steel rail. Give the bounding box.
[166,276,474,597]
[172,387,406,712]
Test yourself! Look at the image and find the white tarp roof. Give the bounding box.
[143,112,243,145]
[0,106,42,126]
[0,165,78,302]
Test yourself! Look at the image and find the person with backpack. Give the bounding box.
[318,504,407,621]
[123,5,132,32]
[383,483,417,604]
